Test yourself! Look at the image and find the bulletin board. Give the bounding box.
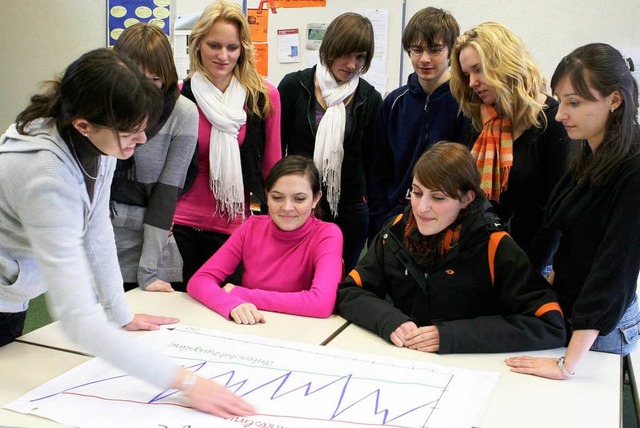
[173,0,404,96]
[107,0,171,47]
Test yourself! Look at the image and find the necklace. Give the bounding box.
[70,141,98,180]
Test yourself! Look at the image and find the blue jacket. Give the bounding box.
[367,74,468,238]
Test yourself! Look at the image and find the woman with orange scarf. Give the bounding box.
[450,22,570,256]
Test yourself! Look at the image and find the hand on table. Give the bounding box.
[229,303,265,325]
[505,356,569,380]
[176,369,255,417]
[404,325,440,352]
[124,313,179,331]
[389,321,418,347]
[144,279,174,292]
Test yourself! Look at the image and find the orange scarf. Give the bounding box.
[471,104,513,200]
[403,211,461,272]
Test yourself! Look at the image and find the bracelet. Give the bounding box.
[180,372,198,391]
[557,356,576,378]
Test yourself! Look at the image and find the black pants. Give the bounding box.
[320,199,369,273]
[0,310,27,347]
[172,224,243,291]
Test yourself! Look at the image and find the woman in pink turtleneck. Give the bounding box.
[187,156,343,324]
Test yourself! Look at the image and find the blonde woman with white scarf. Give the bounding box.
[174,1,282,286]
[278,12,382,273]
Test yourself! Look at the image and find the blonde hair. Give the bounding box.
[450,22,547,131]
[188,1,271,117]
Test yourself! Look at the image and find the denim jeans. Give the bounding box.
[591,294,640,356]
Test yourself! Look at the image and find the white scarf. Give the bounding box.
[314,62,359,217]
[191,71,247,220]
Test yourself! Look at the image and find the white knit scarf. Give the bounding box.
[191,71,247,220]
[314,62,359,217]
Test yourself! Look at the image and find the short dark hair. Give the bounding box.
[319,12,374,73]
[402,7,459,58]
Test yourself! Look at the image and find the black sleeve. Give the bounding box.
[336,229,413,341]
[277,72,297,156]
[437,234,566,353]
[366,98,394,241]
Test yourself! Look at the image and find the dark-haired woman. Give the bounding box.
[0,48,253,417]
[278,12,382,273]
[337,142,565,354]
[507,43,640,380]
[188,155,343,324]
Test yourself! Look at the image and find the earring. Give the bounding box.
[82,132,88,137]
[611,107,616,113]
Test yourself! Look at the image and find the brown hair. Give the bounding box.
[412,141,482,201]
[319,12,374,74]
[113,22,179,99]
[402,7,459,58]
[551,43,640,185]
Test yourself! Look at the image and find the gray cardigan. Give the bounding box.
[0,120,177,389]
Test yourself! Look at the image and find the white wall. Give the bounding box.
[2,0,640,130]
[403,0,640,90]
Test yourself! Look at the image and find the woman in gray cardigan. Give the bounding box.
[111,23,198,292]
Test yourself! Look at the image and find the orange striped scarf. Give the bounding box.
[471,104,513,200]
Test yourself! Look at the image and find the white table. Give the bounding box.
[326,323,622,428]
[16,289,349,355]
[0,341,90,427]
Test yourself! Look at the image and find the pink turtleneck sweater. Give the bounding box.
[187,215,343,319]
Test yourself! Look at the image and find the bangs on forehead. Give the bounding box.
[412,33,445,48]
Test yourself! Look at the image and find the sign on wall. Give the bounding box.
[107,0,171,47]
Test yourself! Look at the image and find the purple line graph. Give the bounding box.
[4,325,498,428]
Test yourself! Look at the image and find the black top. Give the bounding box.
[530,148,640,335]
[465,96,570,253]
[337,200,566,353]
[278,66,382,210]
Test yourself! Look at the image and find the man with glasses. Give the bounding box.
[367,7,468,240]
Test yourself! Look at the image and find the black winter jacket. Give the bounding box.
[278,66,382,209]
[337,200,566,353]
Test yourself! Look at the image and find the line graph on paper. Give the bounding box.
[4,325,499,428]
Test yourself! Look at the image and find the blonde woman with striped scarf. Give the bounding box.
[450,22,570,256]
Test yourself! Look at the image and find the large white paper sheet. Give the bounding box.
[4,324,499,428]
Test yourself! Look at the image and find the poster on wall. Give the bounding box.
[254,43,269,77]
[277,29,300,63]
[107,0,171,47]
[248,9,269,43]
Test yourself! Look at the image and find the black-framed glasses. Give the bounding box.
[408,45,447,57]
